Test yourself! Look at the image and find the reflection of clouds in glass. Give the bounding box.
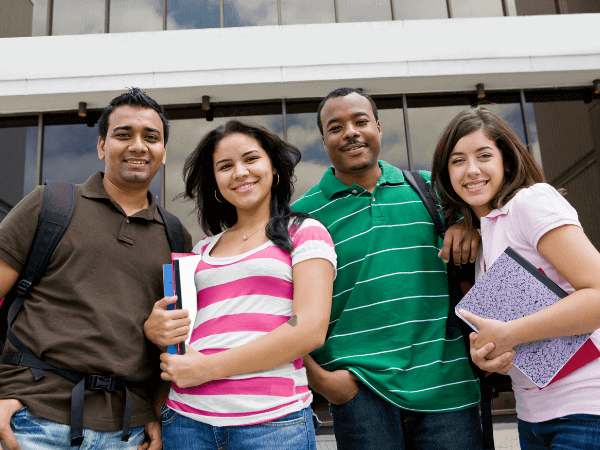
[378,109,407,169]
[165,115,283,244]
[287,113,329,165]
[393,0,448,19]
[110,0,162,33]
[43,152,105,184]
[167,0,220,30]
[53,0,104,35]
[338,0,392,23]
[32,0,47,36]
[224,0,278,27]
[280,0,335,25]
[292,161,329,202]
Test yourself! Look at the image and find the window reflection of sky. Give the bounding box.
[224,0,278,27]
[110,0,162,33]
[394,0,448,20]
[168,0,220,30]
[52,0,104,35]
[338,0,392,23]
[281,0,335,25]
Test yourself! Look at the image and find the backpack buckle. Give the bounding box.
[16,280,32,297]
[87,375,116,392]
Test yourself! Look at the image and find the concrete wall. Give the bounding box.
[1,13,599,115]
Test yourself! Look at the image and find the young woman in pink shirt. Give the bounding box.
[145,120,336,449]
[431,108,600,449]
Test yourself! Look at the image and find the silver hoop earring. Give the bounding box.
[215,190,225,203]
[273,173,279,187]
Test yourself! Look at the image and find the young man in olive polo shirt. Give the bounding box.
[293,88,483,450]
[0,88,192,450]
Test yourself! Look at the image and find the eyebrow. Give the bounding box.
[326,111,369,128]
[112,125,162,135]
[450,146,493,155]
[215,150,260,166]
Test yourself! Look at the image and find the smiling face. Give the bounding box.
[320,92,382,184]
[213,133,275,215]
[97,105,166,190]
[448,129,506,219]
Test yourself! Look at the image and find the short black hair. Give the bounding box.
[98,87,169,144]
[317,87,379,135]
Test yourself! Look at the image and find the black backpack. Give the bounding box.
[403,170,512,450]
[0,181,185,446]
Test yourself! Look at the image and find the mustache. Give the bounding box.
[340,140,368,151]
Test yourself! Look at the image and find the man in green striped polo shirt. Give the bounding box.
[293,88,483,449]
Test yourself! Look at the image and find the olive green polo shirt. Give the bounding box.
[0,172,192,430]
[293,161,479,412]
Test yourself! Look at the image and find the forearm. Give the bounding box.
[506,289,600,347]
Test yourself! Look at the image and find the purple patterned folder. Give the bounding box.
[455,246,592,388]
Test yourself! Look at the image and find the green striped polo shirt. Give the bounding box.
[293,161,479,412]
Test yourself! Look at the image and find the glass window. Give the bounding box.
[166,114,283,244]
[378,108,408,170]
[110,0,163,33]
[167,0,220,30]
[281,0,335,25]
[224,0,278,27]
[42,123,105,184]
[337,0,392,23]
[407,103,523,171]
[393,0,448,20]
[450,0,504,18]
[32,0,47,36]
[52,0,104,35]
[562,0,600,14]
[514,0,556,15]
[0,125,38,219]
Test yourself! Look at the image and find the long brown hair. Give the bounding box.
[431,107,545,233]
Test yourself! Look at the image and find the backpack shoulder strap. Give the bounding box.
[2,181,76,373]
[157,205,185,253]
[402,170,445,238]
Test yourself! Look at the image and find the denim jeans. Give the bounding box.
[161,405,316,450]
[518,414,600,449]
[329,382,483,450]
[5,407,145,450]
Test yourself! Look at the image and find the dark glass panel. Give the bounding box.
[52,0,104,35]
[110,0,162,33]
[514,0,557,15]
[281,0,335,25]
[167,0,220,30]
[224,0,278,27]
[0,125,38,219]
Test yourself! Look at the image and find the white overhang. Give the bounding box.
[1,13,599,115]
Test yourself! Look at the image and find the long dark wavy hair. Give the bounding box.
[182,120,310,253]
[431,107,545,234]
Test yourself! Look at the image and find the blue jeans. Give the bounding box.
[6,407,145,450]
[161,405,316,450]
[329,382,483,450]
[518,414,600,449]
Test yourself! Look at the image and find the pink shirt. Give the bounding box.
[167,218,336,426]
[476,183,600,423]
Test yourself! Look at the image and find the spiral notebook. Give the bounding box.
[455,246,599,388]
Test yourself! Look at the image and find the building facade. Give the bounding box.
[1,0,599,248]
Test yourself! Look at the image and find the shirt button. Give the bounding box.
[126,218,130,223]
[352,190,357,194]
[373,198,376,202]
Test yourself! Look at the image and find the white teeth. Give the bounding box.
[465,181,487,189]
[234,183,254,190]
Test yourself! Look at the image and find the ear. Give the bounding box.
[97,136,106,160]
[376,120,382,137]
[162,146,167,165]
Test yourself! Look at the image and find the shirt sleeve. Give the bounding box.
[511,183,581,250]
[290,218,337,278]
[0,186,45,273]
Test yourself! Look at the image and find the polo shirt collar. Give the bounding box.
[81,171,163,222]
[482,201,510,220]
[319,161,404,199]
